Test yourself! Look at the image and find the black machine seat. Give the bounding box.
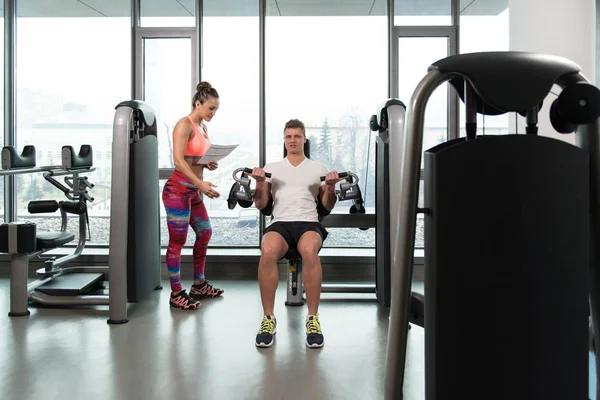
[283,248,301,261]
[36,231,75,250]
[2,145,36,169]
[62,145,93,169]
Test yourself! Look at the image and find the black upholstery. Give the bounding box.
[2,145,36,169]
[431,51,581,116]
[36,231,75,251]
[63,145,93,169]
[284,248,301,261]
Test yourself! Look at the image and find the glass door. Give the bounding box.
[393,29,456,248]
[137,34,196,169]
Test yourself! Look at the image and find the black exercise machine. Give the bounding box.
[384,51,600,400]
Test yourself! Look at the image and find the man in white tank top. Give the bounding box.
[249,119,342,349]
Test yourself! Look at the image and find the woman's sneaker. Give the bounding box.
[306,314,324,348]
[169,290,201,310]
[255,315,277,347]
[190,280,224,300]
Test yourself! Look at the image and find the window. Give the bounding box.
[15,2,131,244]
[395,0,452,26]
[265,6,387,247]
[144,37,194,169]
[141,0,195,27]
[190,1,260,247]
[459,4,510,136]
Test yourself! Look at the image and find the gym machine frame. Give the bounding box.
[0,145,102,316]
[384,51,600,400]
[0,100,162,324]
[227,138,393,305]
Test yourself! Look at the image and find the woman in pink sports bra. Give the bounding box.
[161,81,225,310]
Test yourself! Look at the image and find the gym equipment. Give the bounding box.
[0,100,162,324]
[108,100,162,324]
[257,170,361,306]
[370,99,406,307]
[0,144,102,316]
[277,170,362,307]
[227,168,271,210]
[384,51,600,400]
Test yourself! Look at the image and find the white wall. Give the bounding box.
[509,0,596,142]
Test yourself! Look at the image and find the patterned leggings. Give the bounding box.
[162,170,212,292]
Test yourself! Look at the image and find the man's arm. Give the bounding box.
[319,171,340,211]
[250,167,272,210]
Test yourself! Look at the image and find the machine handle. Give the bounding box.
[320,172,349,182]
[243,167,271,178]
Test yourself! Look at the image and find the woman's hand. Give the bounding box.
[199,181,220,198]
[206,161,219,171]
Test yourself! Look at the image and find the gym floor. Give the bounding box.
[0,279,427,400]
[0,279,596,400]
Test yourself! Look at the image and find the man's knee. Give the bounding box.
[260,233,288,262]
[297,231,322,262]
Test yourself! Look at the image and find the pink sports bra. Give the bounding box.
[184,116,211,158]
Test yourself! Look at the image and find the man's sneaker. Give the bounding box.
[255,315,277,347]
[190,280,224,300]
[169,290,201,310]
[306,314,324,348]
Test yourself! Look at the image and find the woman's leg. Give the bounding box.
[162,180,200,310]
[189,193,224,299]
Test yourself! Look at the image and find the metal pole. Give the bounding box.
[131,0,139,100]
[107,107,133,324]
[4,0,16,223]
[384,69,449,400]
[258,0,266,245]
[387,0,396,99]
[196,0,202,81]
[447,0,460,141]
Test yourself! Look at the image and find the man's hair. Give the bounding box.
[284,119,305,136]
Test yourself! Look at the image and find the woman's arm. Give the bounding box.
[172,119,205,187]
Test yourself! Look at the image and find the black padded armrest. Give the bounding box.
[62,145,93,169]
[259,195,274,216]
[1,145,36,169]
[316,196,331,217]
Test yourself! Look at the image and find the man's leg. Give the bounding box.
[297,230,325,348]
[297,231,323,315]
[255,230,289,348]
[258,231,289,316]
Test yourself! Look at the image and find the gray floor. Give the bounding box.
[0,279,426,400]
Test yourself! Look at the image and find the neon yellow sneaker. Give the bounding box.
[306,314,324,348]
[255,315,277,347]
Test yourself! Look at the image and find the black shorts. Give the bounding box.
[263,221,329,251]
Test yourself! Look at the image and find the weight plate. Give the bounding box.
[227,182,240,210]
[238,199,254,208]
[558,83,600,124]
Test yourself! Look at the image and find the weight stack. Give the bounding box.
[423,134,590,400]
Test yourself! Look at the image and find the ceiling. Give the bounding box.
[11,0,508,18]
